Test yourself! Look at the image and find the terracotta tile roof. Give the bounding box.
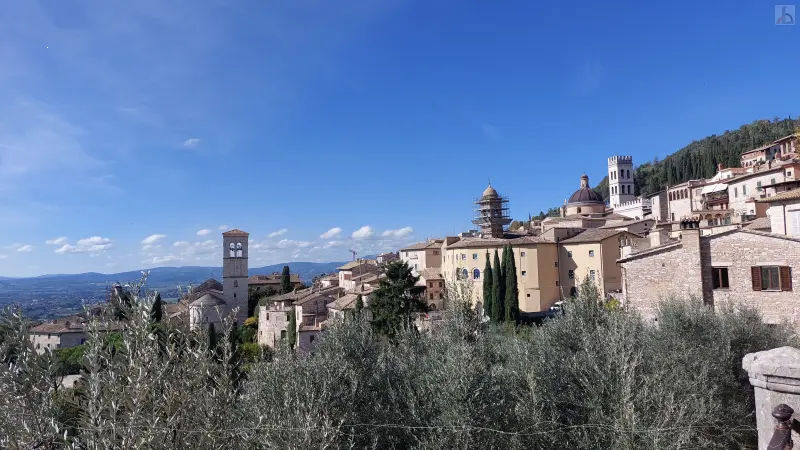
[248,273,301,285]
[190,291,227,307]
[327,293,359,310]
[446,235,551,249]
[744,217,772,231]
[294,293,335,306]
[757,189,800,203]
[400,239,443,251]
[617,241,683,262]
[742,143,775,155]
[600,217,655,229]
[560,228,637,244]
[337,259,378,270]
[419,268,444,280]
[222,229,249,236]
[31,319,87,334]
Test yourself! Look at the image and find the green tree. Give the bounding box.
[504,245,519,323]
[150,293,163,323]
[208,323,217,351]
[355,294,364,314]
[287,308,297,349]
[281,266,292,294]
[482,253,493,318]
[369,261,427,337]
[491,249,504,322]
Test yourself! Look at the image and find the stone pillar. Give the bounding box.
[743,346,800,449]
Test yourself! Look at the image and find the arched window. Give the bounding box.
[569,287,577,297]
[473,268,480,280]
[577,207,582,213]
[429,304,437,311]
[233,280,239,288]
[461,268,468,279]
[229,242,235,257]
[236,242,243,257]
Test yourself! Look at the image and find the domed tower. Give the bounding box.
[222,229,249,324]
[565,174,606,216]
[472,184,511,238]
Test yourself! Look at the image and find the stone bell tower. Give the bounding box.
[222,229,249,324]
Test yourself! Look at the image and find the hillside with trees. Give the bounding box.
[519,117,799,222]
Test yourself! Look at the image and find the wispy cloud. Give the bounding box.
[381,227,413,238]
[45,237,68,245]
[352,226,374,240]
[182,138,201,148]
[15,244,34,252]
[144,255,181,265]
[140,234,166,245]
[54,236,114,254]
[268,228,288,238]
[196,229,212,236]
[218,224,229,231]
[276,239,312,249]
[320,227,342,239]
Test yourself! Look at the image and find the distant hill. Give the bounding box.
[0,261,346,320]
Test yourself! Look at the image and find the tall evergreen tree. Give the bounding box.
[281,266,292,294]
[482,253,493,318]
[355,294,364,315]
[287,308,297,349]
[491,249,504,322]
[369,261,426,337]
[150,293,163,323]
[504,245,519,323]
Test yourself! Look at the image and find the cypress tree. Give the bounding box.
[281,266,292,294]
[504,245,519,323]
[482,253,493,318]
[150,292,163,323]
[287,308,297,349]
[491,249,504,322]
[355,294,364,315]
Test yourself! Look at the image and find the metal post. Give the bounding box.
[767,404,794,450]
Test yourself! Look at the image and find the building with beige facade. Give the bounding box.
[558,228,641,297]
[400,240,443,275]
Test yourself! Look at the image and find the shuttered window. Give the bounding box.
[752,266,793,291]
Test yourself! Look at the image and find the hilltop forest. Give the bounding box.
[525,117,799,222]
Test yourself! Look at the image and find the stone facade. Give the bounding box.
[31,331,87,354]
[620,229,800,326]
[257,305,292,349]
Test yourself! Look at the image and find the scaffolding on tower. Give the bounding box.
[472,187,512,238]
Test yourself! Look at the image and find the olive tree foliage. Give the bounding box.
[0,275,796,449]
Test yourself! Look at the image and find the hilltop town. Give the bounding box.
[28,132,800,354]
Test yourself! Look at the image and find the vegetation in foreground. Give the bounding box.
[0,277,794,449]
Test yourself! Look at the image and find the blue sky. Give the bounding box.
[0,0,797,277]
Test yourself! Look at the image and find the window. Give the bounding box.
[789,170,794,177]
[310,335,315,343]
[439,281,443,288]
[433,250,439,255]
[473,268,480,279]
[428,282,433,288]
[473,253,478,260]
[521,270,527,276]
[556,281,559,286]
[461,254,466,260]
[577,207,582,213]
[568,270,574,279]
[589,270,596,280]
[527,293,531,297]
[752,266,792,291]
[771,178,776,185]
[403,251,407,257]
[567,251,573,257]
[438,293,443,300]
[233,280,239,288]
[414,264,418,270]
[555,261,558,267]
[734,187,738,198]
[462,268,469,279]
[743,185,747,195]
[281,330,287,339]
[520,251,526,257]
[589,250,595,257]
[757,181,762,189]
[429,293,434,300]
[712,267,729,289]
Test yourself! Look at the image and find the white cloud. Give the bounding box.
[0,255,7,259]
[141,244,161,251]
[182,138,201,148]
[145,255,182,265]
[352,226,374,240]
[140,234,166,245]
[54,236,114,254]
[320,227,342,239]
[323,240,342,249]
[15,244,34,252]
[196,229,212,236]
[268,228,288,238]
[218,224,228,230]
[45,237,68,245]
[381,227,414,238]
[276,239,312,249]
[176,239,217,257]
[173,241,191,247]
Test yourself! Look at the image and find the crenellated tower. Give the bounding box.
[608,155,635,208]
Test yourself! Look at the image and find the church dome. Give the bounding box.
[482,184,498,198]
[567,173,604,205]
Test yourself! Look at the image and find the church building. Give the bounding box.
[188,229,250,329]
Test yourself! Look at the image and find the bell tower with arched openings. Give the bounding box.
[222,229,249,324]
[608,156,635,208]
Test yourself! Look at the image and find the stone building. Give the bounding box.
[418,268,445,310]
[248,273,302,294]
[188,229,249,329]
[608,156,652,219]
[619,225,798,325]
[337,259,379,291]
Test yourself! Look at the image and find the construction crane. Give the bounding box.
[349,249,357,261]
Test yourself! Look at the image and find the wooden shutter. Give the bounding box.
[751,266,762,291]
[780,266,793,292]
